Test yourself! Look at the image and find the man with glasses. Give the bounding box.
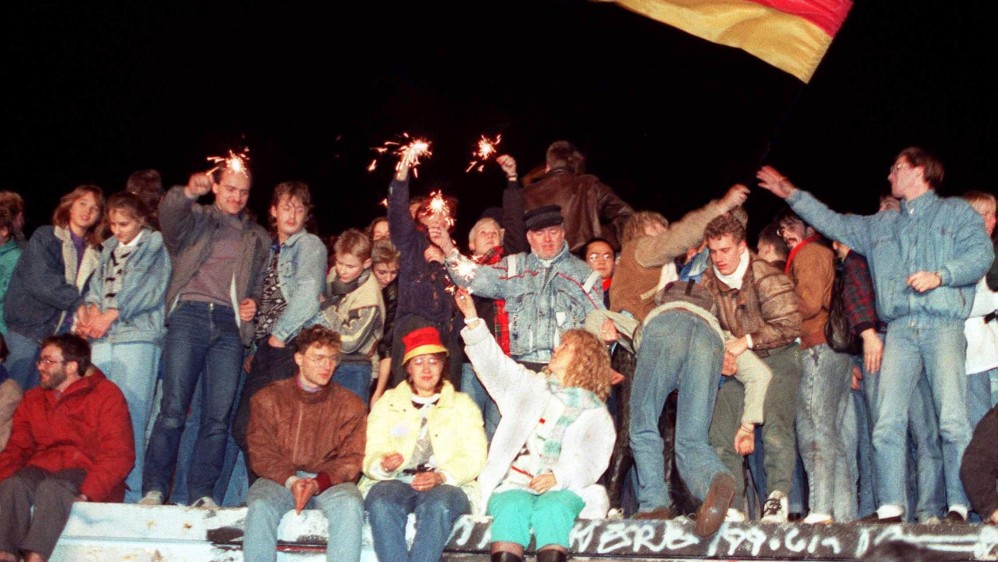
[757,147,994,523]
[243,324,366,562]
[584,238,616,308]
[0,334,133,562]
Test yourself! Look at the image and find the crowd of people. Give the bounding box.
[0,140,996,562]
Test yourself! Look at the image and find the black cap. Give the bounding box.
[524,205,564,232]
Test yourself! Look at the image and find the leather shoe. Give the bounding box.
[941,510,967,524]
[633,506,676,520]
[694,473,737,537]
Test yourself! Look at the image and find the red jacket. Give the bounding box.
[0,369,134,502]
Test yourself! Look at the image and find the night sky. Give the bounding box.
[4,1,997,242]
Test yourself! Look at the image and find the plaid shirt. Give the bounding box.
[841,251,883,336]
[473,245,510,354]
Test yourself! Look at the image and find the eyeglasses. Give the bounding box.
[587,252,614,263]
[410,356,441,367]
[36,357,66,367]
[303,354,336,367]
[890,162,909,174]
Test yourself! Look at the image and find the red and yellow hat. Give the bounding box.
[402,326,448,365]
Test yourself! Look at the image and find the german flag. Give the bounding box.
[610,0,852,82]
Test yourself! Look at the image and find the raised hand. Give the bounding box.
[756,166,797,199]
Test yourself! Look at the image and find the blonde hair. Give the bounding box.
[962,191,996,218]
[558,329,612,401]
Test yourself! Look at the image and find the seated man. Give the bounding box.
[243,325,367,562]
[0,334,134,562]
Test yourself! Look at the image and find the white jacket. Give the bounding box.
[965,276,998,374]
[461,319,615,518]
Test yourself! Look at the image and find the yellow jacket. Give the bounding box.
[360,380,487,511]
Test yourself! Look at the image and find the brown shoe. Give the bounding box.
[633,506,676,520]
[694,473,737,537]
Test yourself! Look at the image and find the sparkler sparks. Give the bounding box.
[206,148,250,177]
[425,190,454,230]
[466,134,502,173]
[368,133,433,176]
[453,259,478,283]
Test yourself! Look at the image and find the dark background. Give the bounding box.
[4,1,996,242]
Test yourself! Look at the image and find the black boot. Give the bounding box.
[536,548,568,562]
[491,552,524,562]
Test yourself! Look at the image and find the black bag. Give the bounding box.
[825,266,862,355]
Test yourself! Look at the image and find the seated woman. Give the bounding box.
[362,326,487,562]
[455,290,615,562]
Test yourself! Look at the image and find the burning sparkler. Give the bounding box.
[368,133,433,176]
[206,148,251,177]
[466,134,502,173]
[425,190,454,230]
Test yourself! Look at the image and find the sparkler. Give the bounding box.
[425,190,454,230]
[466,134,502,173]
[206,148,250,177]
[368,133,433,177]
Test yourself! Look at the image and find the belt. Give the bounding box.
[753,342,796,358]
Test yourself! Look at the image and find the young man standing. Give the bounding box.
[142,164,270,507]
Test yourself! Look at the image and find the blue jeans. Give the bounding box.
[872,318,971,512]
[968,367,998,430]
[244,477,363,562]
[332,362,371,403]
[630,311,728,511]
[364,479,470,562]
[91,341,161,503]
[4,329,40,390]
[905,375,947,520]
[841,364,876,518]
[143,301,245,500]
[795,343,854,520]
[460,362,499,442]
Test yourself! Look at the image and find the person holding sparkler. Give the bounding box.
[141,158,270,508]
[385,141,464,391]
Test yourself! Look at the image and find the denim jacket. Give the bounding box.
[788,189,993,323]
[446,242,604,363]
[84,229,171,344]
[268,230,327,344]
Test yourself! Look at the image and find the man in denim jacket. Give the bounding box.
[436,206,604,370]
[757,147,994,523]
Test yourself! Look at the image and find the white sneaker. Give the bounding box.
[802,513,833,524]
[760,491,789,523]
[191,496,218,509]
[725,508,746,522]
[606,507,625,520]
[138,491,163,506]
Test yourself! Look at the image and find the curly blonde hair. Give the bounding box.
[558,329,612,401]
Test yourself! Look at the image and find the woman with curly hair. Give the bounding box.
[455,289,615,562]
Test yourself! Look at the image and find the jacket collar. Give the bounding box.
[279,229,308,248]
[900,189,939,216]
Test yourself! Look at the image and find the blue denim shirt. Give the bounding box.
[788,189,993,323]
[84,229,171,344]
[269,230,327,343]
[446,243,604,363]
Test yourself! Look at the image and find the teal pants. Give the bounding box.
[487,489,584,549]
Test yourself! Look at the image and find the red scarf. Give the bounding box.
[785,233,821,275]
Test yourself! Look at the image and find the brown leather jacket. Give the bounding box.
[701,252,801,351]
[524,168,633,251]
[247,377,366,491]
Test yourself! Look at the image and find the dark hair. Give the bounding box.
[366,216,388,240]
[40,333,91,374]
[896,146,944,189]
[0,191,25,223]
[269,181,312,234]
[295,324,342,356]
[404,352,448,394]
[0,333,8,363]
[704,212,747,244]
[582,237,615,259]
[757,222,789,260]
[52,185,105,247]
[546,140,585,174]
[775,206,810,231]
